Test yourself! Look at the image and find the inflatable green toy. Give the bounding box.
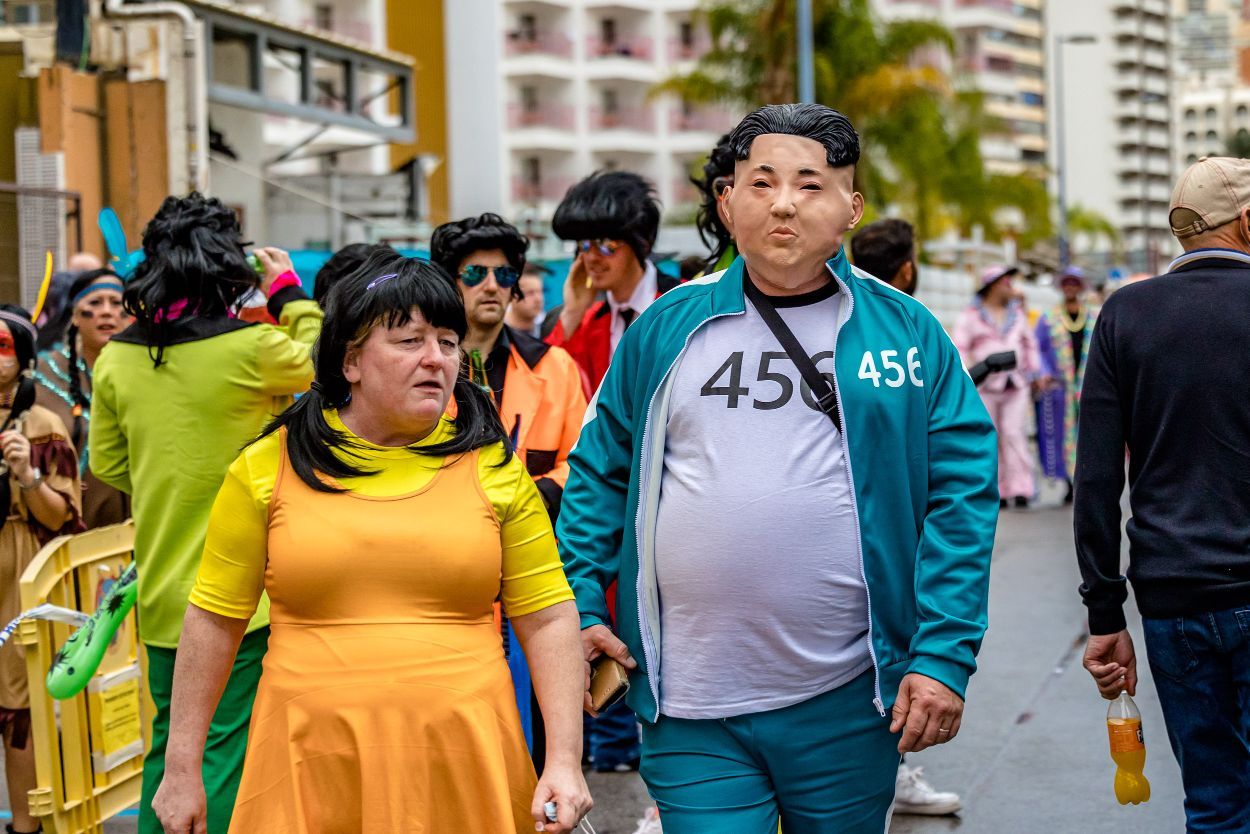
[46,562,138,700]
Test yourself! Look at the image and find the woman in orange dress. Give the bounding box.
[151,253,592,833]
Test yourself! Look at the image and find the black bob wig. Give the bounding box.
[551,171,661,265]
[255,250,510,493]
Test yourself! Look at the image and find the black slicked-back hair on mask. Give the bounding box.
[430,214,529,299]
[551,171,661,265]
[255,250,509,493]
[727,103,861,169]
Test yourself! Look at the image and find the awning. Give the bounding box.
[182,0,414,142]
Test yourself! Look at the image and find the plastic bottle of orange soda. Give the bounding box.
[1106,690,1151,805]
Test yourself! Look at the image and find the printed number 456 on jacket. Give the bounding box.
[859,348,924,389]
[700,347,924,412]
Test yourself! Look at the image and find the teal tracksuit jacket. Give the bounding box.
[558,250,999,721]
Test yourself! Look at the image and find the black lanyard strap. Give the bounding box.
[743,273,842,433]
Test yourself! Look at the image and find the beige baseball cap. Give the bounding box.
[1170,156,1250,238]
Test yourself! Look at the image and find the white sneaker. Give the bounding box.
[893,764,962,816]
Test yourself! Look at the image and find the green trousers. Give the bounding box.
[139,627,269,834]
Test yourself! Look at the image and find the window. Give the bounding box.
[519,14,537,42]
[680,21,694,48]
[602,88,619,115]
[1206,107,1218,122]
[522,157,541,187]
[521,86,538,113]
[1238,105,1248,120]
[1184,108,1197,124]
[314,3,334,32]
[1186,154,1199,164]
[1185,131,1197,143]
[601,18,617,46]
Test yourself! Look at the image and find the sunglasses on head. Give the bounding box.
[458,264,521,288]
[577,239,623,257]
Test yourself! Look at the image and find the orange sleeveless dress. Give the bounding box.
[227,441,538,833]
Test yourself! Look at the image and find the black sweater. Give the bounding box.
[1075,251,1250,634]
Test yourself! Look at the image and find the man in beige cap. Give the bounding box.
[1075,155,1250,831]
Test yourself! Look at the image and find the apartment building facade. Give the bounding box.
[1050,0,1175,273]
[875,0,1048,176]
[404,0,735,253]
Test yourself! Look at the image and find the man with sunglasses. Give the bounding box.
[430,213,589,522]
[548,171,681,391]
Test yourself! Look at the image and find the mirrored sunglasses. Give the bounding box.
[577,239,623,257]
[459,264,521,288]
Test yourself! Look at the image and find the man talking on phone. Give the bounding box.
[558,103,999,832]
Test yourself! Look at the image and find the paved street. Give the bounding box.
[11,489,1186,833]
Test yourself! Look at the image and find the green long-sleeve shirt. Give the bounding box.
[90,295,322,647]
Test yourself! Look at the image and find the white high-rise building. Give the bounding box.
[1172,1,1250,171]
[874,0,1047,176]
[442,1,738,251]
[1050,0,1175,273]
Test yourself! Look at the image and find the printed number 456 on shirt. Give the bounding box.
[700,348,923,411]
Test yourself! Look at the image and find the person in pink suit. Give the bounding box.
[953,265,1039,509]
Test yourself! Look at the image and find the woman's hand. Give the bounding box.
[152,770,207,834]
[253,247,296,294]
[531,761,593,833]
[1,430,33,483]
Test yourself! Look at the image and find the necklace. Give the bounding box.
[1062,306,1088,333]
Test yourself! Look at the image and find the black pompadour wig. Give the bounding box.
[551,171,661,265]
[727,103,861,169]
[429,214,529,298]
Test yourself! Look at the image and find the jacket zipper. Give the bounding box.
[635,310,741,721]
[831,273,886,717]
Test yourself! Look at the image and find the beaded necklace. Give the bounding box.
[33,345,92,474]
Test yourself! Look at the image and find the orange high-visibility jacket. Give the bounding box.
[496,326,589,520]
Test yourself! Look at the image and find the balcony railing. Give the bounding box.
[586,36,654,61]
[588,106,655,131]
[507,103,576,130]
[670,107,736,134]
[512,177,577,204]
[505,31,574,59]
[667,36,712,63]
[671,177,702,207]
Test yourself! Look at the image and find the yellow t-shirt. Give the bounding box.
[189,410,573,621]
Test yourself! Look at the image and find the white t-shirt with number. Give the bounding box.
[653,280,872,720]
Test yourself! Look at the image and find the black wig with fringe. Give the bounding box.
[313,243,397,308]
[254,250,510,493]
[124,192,256,367]
[727,103,861,169]
[551,171,661,265]
[692,133,736,271]
[429,214,529,299]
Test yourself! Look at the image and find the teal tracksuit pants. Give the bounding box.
[638,671,899,833]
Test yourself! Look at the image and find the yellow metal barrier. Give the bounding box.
[17,522,147,834]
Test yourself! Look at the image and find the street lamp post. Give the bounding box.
[1054,33,1097,269]
[797,0,815,103]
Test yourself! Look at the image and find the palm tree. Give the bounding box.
[654,0,1050,245]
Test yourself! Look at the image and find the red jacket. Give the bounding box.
[546,268,681,390]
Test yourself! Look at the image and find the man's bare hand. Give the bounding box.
[890,673,964,753]
[580,624,636,717]
[1083,630,1137,700]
